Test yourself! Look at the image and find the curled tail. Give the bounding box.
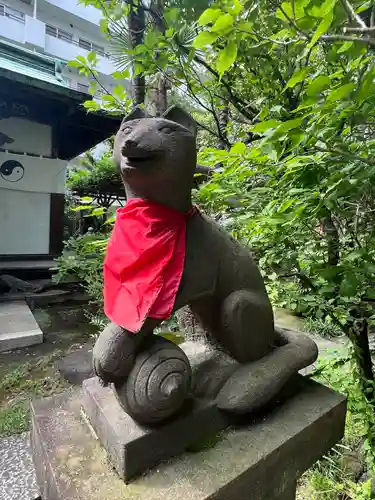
[216,328,318,414]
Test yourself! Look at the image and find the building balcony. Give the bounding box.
[43,0,102,26]
[0,4,45,49]
[45,34,115,75]
[0,5,115,76]
[0,5,26,45]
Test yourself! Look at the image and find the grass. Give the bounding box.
[296,350,375,499]
[0,350,68,437]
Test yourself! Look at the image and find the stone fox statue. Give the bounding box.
[93,105,318,414]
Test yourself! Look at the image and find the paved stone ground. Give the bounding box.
[0,432,40,500]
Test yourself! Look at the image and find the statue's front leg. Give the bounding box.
[93,318,161,384]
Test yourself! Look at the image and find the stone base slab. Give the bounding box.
[82,377,230,481]
[0,301,43,352]
[31,378,346,500]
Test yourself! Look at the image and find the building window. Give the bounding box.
[92,43,106,57]
[45,26,107,57]
[78,38,91,51]
[79,38,106,57]
[46,24,73,43]
[0,4,25,23]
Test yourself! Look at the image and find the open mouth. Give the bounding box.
[124,156,155,168]
[121,146,159,170]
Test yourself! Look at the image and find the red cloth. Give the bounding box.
[103,198,196,333]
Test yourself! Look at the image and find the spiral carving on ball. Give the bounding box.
[114,336,192,425]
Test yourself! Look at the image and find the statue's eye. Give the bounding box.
[121,126,132,134]
[159,126,175,134]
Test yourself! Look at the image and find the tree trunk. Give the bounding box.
[128,0,145,106]
[217,101,229,150]
[322,213,340,267]
[346,307,375,405]
[150,72,169,116]
[150,0,168,115]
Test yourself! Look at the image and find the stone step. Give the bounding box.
[0,300,43,352]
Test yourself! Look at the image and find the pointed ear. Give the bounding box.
[163,106,197,136]
[121,105,149,125]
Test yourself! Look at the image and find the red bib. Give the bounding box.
[103,198,196,333]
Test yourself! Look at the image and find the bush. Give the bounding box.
[54,233,108,312]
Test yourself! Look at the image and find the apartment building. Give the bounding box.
[0,0,119,92]
[0,0,123,261]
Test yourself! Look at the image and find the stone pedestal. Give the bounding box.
[31,377,346,500]
[82,377,230,482]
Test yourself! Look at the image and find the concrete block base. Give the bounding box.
[31,378,346,500]
[82,377,230,481]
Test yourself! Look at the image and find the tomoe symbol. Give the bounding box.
[0,160,24,182]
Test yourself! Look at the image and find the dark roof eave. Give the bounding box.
[0,69,123,159]
[0,66,88,102]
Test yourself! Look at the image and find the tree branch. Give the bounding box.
[321,34,375,46]
[314,145,375,166]
[340,0,367,28]
[190,53,257,120]
[344,26,375,33]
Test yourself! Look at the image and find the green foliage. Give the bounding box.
[54,233,109,311]
[303,317,343,338]
[0,402,29,437]
[67,151,121,195]
[300,352,375,498]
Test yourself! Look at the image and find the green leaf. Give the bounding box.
[144,30,158,48]
[68,60,82,68]
[340,274,359,296]
[228,0,243,16]
[216,41,237,77]
[99,18,109,35]
[251,120,281,133]
[285,67,310,89]
[211,13,234,32]
[230,142,246,154]
[357,67,375,104]
[306,75,330,96]
[337,41,353,53]
[278,117,304,131]
[276,2,301,20]
[198,8,222,26]
[83,101,100,112]
[87,51,97,64]
[72,205,94,212]
[91,207,106,216]
[327,83,355,102]
[193,31,219,48]
[76,55,87,65]
[308,10,334,47]
[164,7,179,24]
[308,0,336,18]
[112,69,130,80]
[113,84,125,99]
